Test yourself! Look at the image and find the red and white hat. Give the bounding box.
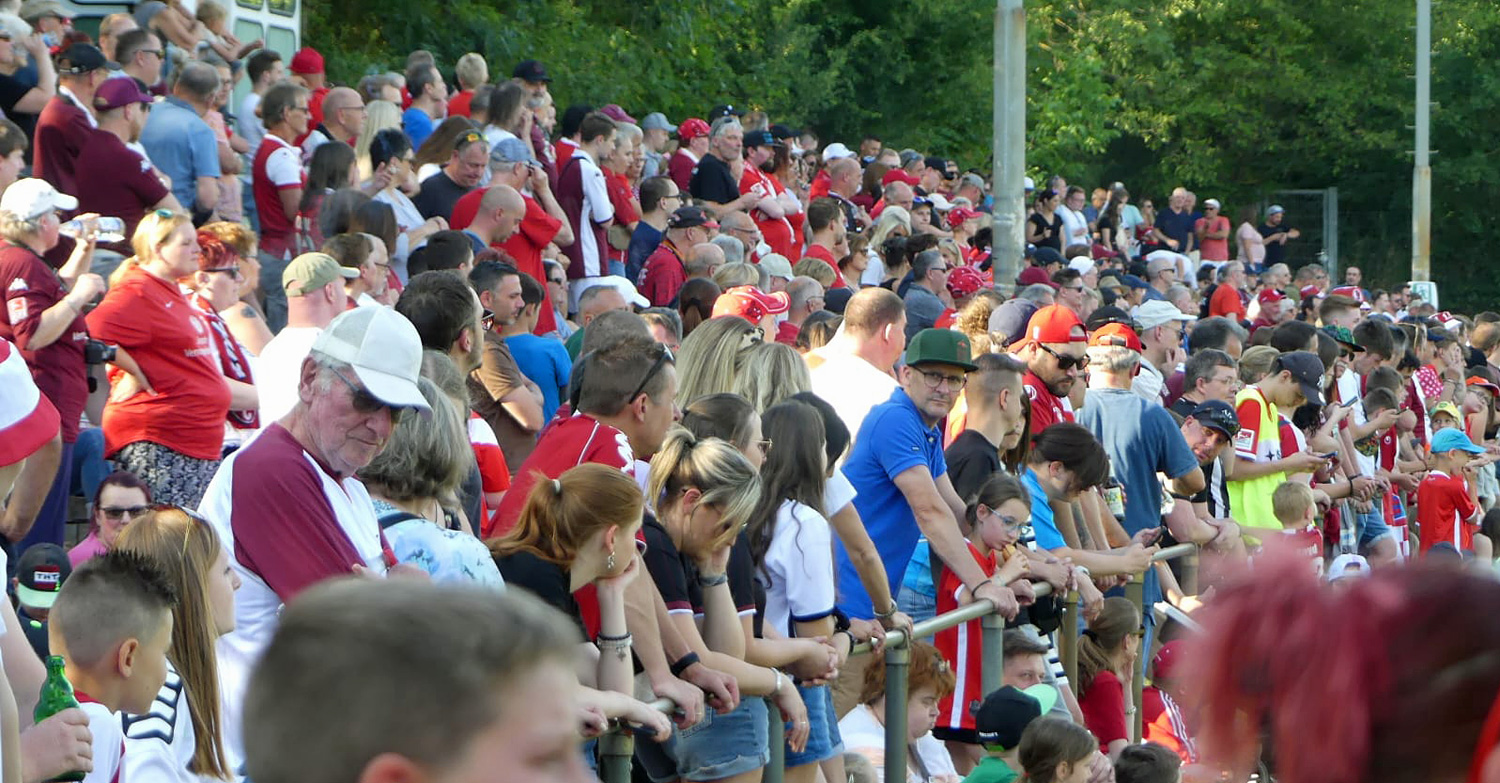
[1020,304,1087,345]
[678,118,711,141]
[712,286,790,324]
[0,338,60,466]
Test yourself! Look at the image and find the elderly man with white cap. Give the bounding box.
[199,305,433,775]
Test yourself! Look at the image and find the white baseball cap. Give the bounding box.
[0,178,77,221]
[758,253,794,281]
[1067,256,1096,275]
[575,275,650,309]
[821,142,854,163]
[311,307,431,414]
[1133,299,1195,330]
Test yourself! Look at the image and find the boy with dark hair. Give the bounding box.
[964,684,1058,783]
[49,550,178,783]
[407,230,476,277]
[1113,743,1182,783]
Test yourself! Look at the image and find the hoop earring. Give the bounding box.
[606,553,616,572]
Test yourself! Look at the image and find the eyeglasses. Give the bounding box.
[982,506,1027,532]
[757,439,773,456]
[548,277,566,285]
[481,308,495,331]
[914,367,967,390]
[140,49,164,57]
[330,368,407,423]
[203,266,242,279]
[1039,343,1089,371]
[290,105,311,114]
[100,505,149,520]
[628,344,674,404]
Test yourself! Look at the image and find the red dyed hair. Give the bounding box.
[1187,553,1500,783]
[197,230,238,272]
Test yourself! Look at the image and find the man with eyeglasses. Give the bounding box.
[903,249,951,341]
[836,329,1023,632]
[199,305,432,774]
[300,86,365,164]
[324,232,388,308]
[1133,300,1194,404]
[640,206,717,307]
[457,262,546,472]
[1010,304,1089,436]
[414,131,489,223]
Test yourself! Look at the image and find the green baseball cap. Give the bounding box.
[904,329,977,372]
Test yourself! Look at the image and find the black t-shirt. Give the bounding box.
[493,548,587,639]
[0,75,34,143]
[412,171,471,221]
[1258,222,1295,267]
[689,153,738,205]
[1028,213,1061,251]
[945,430,1003,502]
[641,515,758,618]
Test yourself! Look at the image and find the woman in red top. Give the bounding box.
[1076,596,1140,761]
[87,210,232,507]
[188,232,261,449]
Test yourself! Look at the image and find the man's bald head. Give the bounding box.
[578,286,629,325]
[829,157,860,180]
[322,86,362,113]
[480,183,525,214]
[321,86,365,136]
[686,243,725,276]
[718,211,755,234]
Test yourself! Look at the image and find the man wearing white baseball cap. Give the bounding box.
[198,305,431,774]
[1067,255,1098,289]
[1132,299,1194,403]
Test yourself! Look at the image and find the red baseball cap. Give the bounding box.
[1152,641,1187,682]
[1022,304,1086,345]
[1299,284,1324,300]
[946,266,984,300]
[881,169,919,187]
[1257,288,1286,305]
[1016,266,1056,288]
[1467,377,1500,395]
[1328,285,1369,302]
[290,47,324,76]
[712,286,790,323]
[678,118,711,141]
[946,207,982,230]
[1087,322,1142,352]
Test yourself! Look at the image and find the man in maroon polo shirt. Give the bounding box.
[1009,304,1089,436]
[640,206,716,307]
[33,43,106,198]
[76,79,178,256]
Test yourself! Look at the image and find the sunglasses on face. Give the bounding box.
[331,368,407,423]
[204,266,242,280]
[100,505,149,520]
[1039,343,1089,371]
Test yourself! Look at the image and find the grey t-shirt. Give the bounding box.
[903,284,945,340]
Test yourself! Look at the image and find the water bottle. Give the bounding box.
[59,217,126,244]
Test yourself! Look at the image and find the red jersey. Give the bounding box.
[804,244,847,288]
[252,134,305,259]
[447,90,475,118]
[1022,369,1073,435]
[33,95,94,197]
[468,412,512,530]
[739,166,796,260]
[488,413,635,537]
[1208,284,1246,320]
[639,239,689,307]
[86,267,231,460]
[0,244,88,441]
[935,542,1003,731]
[808,169,831,201]
[1142,687,1198,763]
[775,319,799,346]
[1417,470,1478,553]
[449,188,561,335]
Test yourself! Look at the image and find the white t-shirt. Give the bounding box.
[838,703,961,783]
[80,698,124,783]
[759,500,836,637]
[254,326,321,426]
[237,92,265,152]
[809,351,899,457]
[1336,369,1376,477]
[121,661,197,783]
[861,249,886,287]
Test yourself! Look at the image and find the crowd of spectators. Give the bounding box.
[0,13,1495,783]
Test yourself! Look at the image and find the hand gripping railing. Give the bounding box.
[599,542,1200,783]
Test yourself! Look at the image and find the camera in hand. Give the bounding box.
[84,339,116,365]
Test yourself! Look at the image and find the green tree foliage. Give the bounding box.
[307,0,1500,308]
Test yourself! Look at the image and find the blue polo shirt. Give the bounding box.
[139,96,221,211]
[1075,387,1199,536]
[835,387,947,619]
[403,107,435,149]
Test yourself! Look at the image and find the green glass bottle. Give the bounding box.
[34,656,85,782]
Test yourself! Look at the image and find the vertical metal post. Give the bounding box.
[1412,0,1431,282]
[883,643,911,783]
[1324,187,1339,277]
[765,697,785,783]
[1125,575,1145,743]
[598,731,634,783]
[1059,590,1079,688]
[981,613,1006,696]
[1181,550,1199,597]
[991,0,1026,294]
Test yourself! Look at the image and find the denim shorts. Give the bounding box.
[636,696,769,782]
[1357,507,1394,549]
[784,683,844,768]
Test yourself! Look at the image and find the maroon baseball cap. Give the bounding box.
[93,78,153,111]
[599,104,636,124]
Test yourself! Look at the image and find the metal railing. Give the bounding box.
[599,542,1200,783]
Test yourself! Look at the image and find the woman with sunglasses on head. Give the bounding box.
[636,427,812,783]
[198,221,274,356]
[112,505,241,782]
[189,232,260,453]
[68,470,152,566]
[87,210,232,507]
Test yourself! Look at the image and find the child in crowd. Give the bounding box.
[1430,401,1462,433]
[934,474,1037,771]
[1141,642,1198,767]
[48,551,178,783]
[1416,428,1486,555]
[13,544,71,660]
[963,684,1058,783]
[1113,743,1182,783]
[1014,718,1104,783]
[839,641,961,783]
[1076,597,1140,761]
[1269,481,1323,573]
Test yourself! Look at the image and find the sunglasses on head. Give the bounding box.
[629,344,675,403]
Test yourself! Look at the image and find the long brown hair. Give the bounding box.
[488,464,644,566]
[113,507,230,779]
[1077,596,1139,694]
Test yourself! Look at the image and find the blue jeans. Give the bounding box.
[259,250,290,334]
[607,259,627,278]
[897,584,937,627]
[784,684,843,767]
[637,697,769,782]
[69,428,109,507]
